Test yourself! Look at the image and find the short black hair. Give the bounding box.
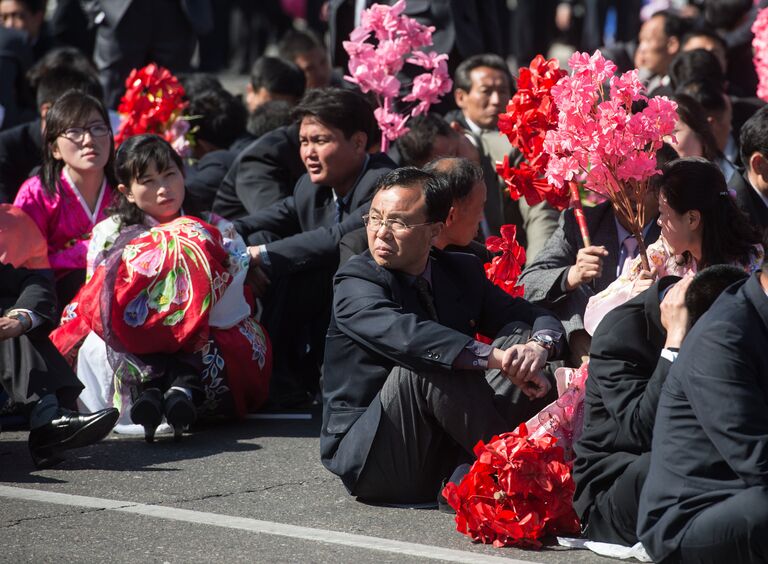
[681,26,727,53]
[704,0,752,30]
[739,105,768,169]
[247,100,293,138]
[374,167,453,223]
[677,78,727,114]
[668,49,725,90]
[278,29,325,61]
[177,72,224,100]
[291,88,377,149]
[29,50,103,108]
[650,10,693,40]
[250,56,305,100]
[396,113,455,167]
[454,53,512,93]
[423,157,484,202]
[187,88,247,149]
[685,264,749,326]
[27,46,97,88]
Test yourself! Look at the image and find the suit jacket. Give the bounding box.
[518,202,661,336]
[321,248,565,492]
[729,171,768,231]
[0,262,58,337]
[572,277,678,523]
[0,27,33,132]
[212,123,304,220]
[97,0,213,35]
[234,152,396,278]
[0,119,42,203]
[183,148,237,215]
[638,273,768,562]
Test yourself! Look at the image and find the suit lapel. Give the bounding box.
[745,273,768,333]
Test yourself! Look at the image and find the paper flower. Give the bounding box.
[442,423,581,548]
[753,8,768,102]
[484,224,526,298]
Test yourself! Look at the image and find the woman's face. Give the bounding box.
[51,109,112,174]
[122,160,185,223]
[657,192,699,256]
[667,117,704,158]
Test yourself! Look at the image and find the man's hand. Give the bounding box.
[246,265,270,298]
[247,245,262,267]
[566,246,609,290]
[631,267,658,297]
[501,343,551,399]
[660,275,693,349]
[0,317,25,342]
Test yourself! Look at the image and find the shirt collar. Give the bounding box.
[333,154,370,205]
[614,215,655,245]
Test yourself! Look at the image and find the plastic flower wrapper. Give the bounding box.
[484,224,526,298]
[343,0,452,150]
[115,63,194,157]
[543,50,677,270]
[442,423,581,548]
[753,7,768,102]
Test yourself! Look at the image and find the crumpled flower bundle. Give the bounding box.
[485,224,526,298]
[115,63,192,157]
[496,56,570,210]
[343,0,452,145]
[752,7,768,102]
[443,424,581,548]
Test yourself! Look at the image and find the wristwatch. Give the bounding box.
[527,333,556,358]
[6,309,32,333]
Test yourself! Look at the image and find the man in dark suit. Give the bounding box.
[92,0,213,108]
[237,88,396,406]
[321,167,565,503]
[212,122,305,220]
[0,262,118,468]
[638,260,768,563]
[729,105,768,231]
[0,25,32,131]
[574,266,748,546]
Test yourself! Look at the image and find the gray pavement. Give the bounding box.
[0,415,623,563]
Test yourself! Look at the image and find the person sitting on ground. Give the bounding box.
[0,0,51,62]
[0,261,118,468]
[51,134,272,441]
[236,88,396,407]
[396,113,480,169]
[321,167,565,504]
[638,255,768,563]
[246,100,293,140]
[584,156,764,335]
[680,26,728,74]
[573,265,748,547]
[729,104,768,230]
[667,93,722,162]
[245,56,305,113]
[634,11,691,92]
[13,89,115,310]
[277,29,335,90]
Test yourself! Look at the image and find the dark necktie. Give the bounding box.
[335,198,345,224]
[414,276,439,322]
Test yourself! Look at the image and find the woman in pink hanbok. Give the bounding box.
[14,90,116,307]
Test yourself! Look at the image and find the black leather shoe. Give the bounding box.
[163,389,196,442]
[130,388,163,443]
[28,407,119,469]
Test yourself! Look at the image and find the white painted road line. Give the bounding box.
[0,485,540,564]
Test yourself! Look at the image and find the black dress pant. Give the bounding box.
[585,451,650,546]
[352,323,557,503]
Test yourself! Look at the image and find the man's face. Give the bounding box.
[295,47,332,89]
[299,116,365,194]
[0,0,43,40]
[635,15,677,76]
[455,66,511,130]
[682,36,728,72]
[367,186,442,275]
[245,85,297,113]
[707,94,733,153]
[445,180,486,246]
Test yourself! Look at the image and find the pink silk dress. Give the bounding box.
[13,169,113,278]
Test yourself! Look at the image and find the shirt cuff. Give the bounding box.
[660,348,679,363]
[258,244,271,267]
[453,340,494,370]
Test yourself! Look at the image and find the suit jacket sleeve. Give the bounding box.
[682,319,768,486]
[333,262,474,372]
[519,210,575,304]
[0,263,57,335]
[519,199,560,264]
[234,196,301,242]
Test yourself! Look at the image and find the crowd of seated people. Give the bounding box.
[2,3,768,562]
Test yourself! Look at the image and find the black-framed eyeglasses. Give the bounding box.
[362,213,435,233]
[60,124,111,143]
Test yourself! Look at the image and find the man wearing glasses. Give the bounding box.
[320,167,566,505]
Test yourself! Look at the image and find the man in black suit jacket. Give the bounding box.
[638,262,768,563]
[729,105,768,231]
[237,89,396,406]
[322,167,565,503]
[0,262,118,468]
[212,123,305,220]
[0,25,32,131]
[574,266,748,546]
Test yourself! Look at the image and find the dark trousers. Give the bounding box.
[585,452,650,546]
[352,323,557,503]
[668,487,768,564]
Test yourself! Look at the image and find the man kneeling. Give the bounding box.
[320,168,565,503]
